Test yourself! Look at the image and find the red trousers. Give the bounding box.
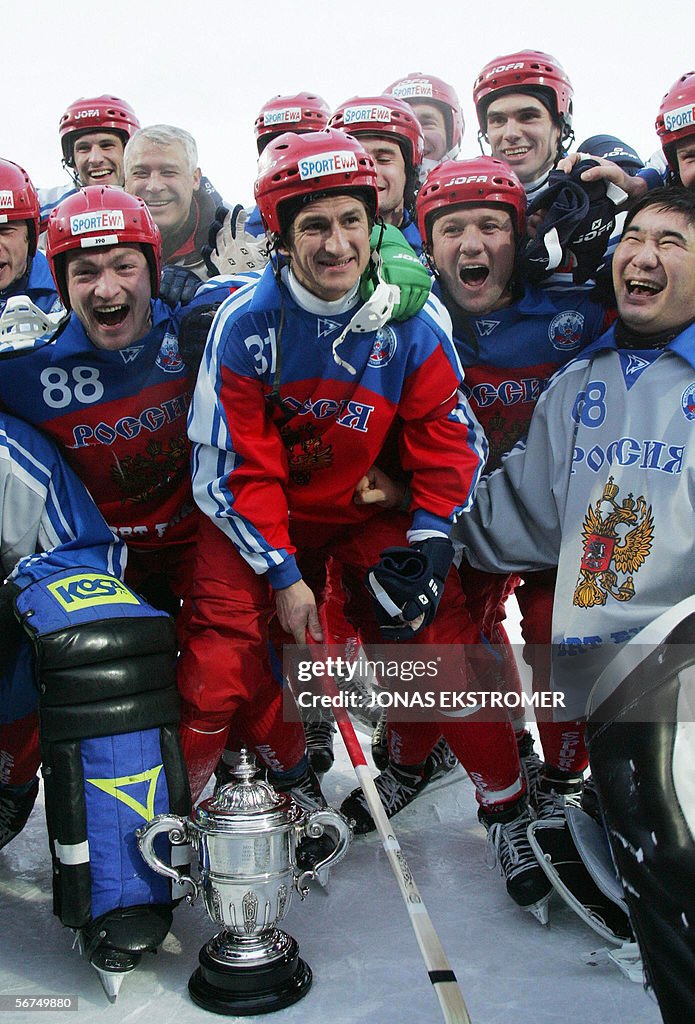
[458,563,588,773]
[319,517,524,810]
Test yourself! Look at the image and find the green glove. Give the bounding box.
[360,223,431,321]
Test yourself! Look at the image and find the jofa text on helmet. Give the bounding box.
[485,63,525,78]
[443,175,489,186]
[74,109,102,120]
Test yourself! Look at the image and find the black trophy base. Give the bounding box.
[188,935,312,1016]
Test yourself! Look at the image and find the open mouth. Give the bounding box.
[625,279,663,296]
[94,305,129,327]
[459,265,489,286]
[88,169,113,179]
[503,147,530,158]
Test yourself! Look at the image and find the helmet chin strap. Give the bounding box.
[331,248,399,375]
[61,157,81,189]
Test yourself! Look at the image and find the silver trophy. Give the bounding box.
[136,750,351,1015]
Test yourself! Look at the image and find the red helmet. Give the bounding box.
[0,159,40,258]
[655,72,695,171]
[254,129,378,238]
[416,157,527,246]
[385,73,464,153]
[329,95,425,170]
[254,92,331,154]
[473,50,573,140]
[59,95,140,167]
[45,186,161,307]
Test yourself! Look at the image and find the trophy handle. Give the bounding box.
[136,813,199,901]
[296,809,352,891]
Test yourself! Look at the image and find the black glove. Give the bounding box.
[177,302,221,375]
[522,159,626,285]
[366,537,455,641]
[159,265,202,307]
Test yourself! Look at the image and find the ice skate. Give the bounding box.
[370,711,388,770]
[303,711,337,777]
[75,904,171,1003]
[479,799,553,923]
[528,762,584,821]
[85,942,140,1004]
[517,731,544,804]
[274,764,348,887]
[423,736,458,782]
[340,761,429,835]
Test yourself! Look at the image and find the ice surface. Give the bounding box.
[0,602,662,1023]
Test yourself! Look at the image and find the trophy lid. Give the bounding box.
[192,749,303,832]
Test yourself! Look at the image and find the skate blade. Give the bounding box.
[92,963,134,1003]
[525,891,551,925]
[582,941,644,983]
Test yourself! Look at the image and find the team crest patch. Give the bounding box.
[681,382,695,421]
[476,319,499,336]
[281,422,333,485]
[548,311,584,351]
[573,476,654,609]
[317,317,342,338]
[368,325,397,367]
[156,332,184,373]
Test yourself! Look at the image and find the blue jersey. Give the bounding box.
[0,299,197,549]
[437,281,609,469]
[189,264,486,589]
[0,412,125,588]
[38,183,77,233]
[400,210,423,255]
[0,252,62,317]
[0,412,126,724]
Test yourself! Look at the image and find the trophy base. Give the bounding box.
[188,934,312,1016]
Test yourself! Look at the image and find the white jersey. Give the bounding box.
[454,322,695,717]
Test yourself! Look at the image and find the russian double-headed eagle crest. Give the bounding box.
[280,422,333,486]
[573,476,654,608]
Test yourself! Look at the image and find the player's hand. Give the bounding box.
[276,579,322,644]
[555,152,647,201]
[354,466,407,509]
[177,302,221,375]
[159,265,202,306]
[366,538,455,641]
[360,223,431,321]
[202,204,269,277]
